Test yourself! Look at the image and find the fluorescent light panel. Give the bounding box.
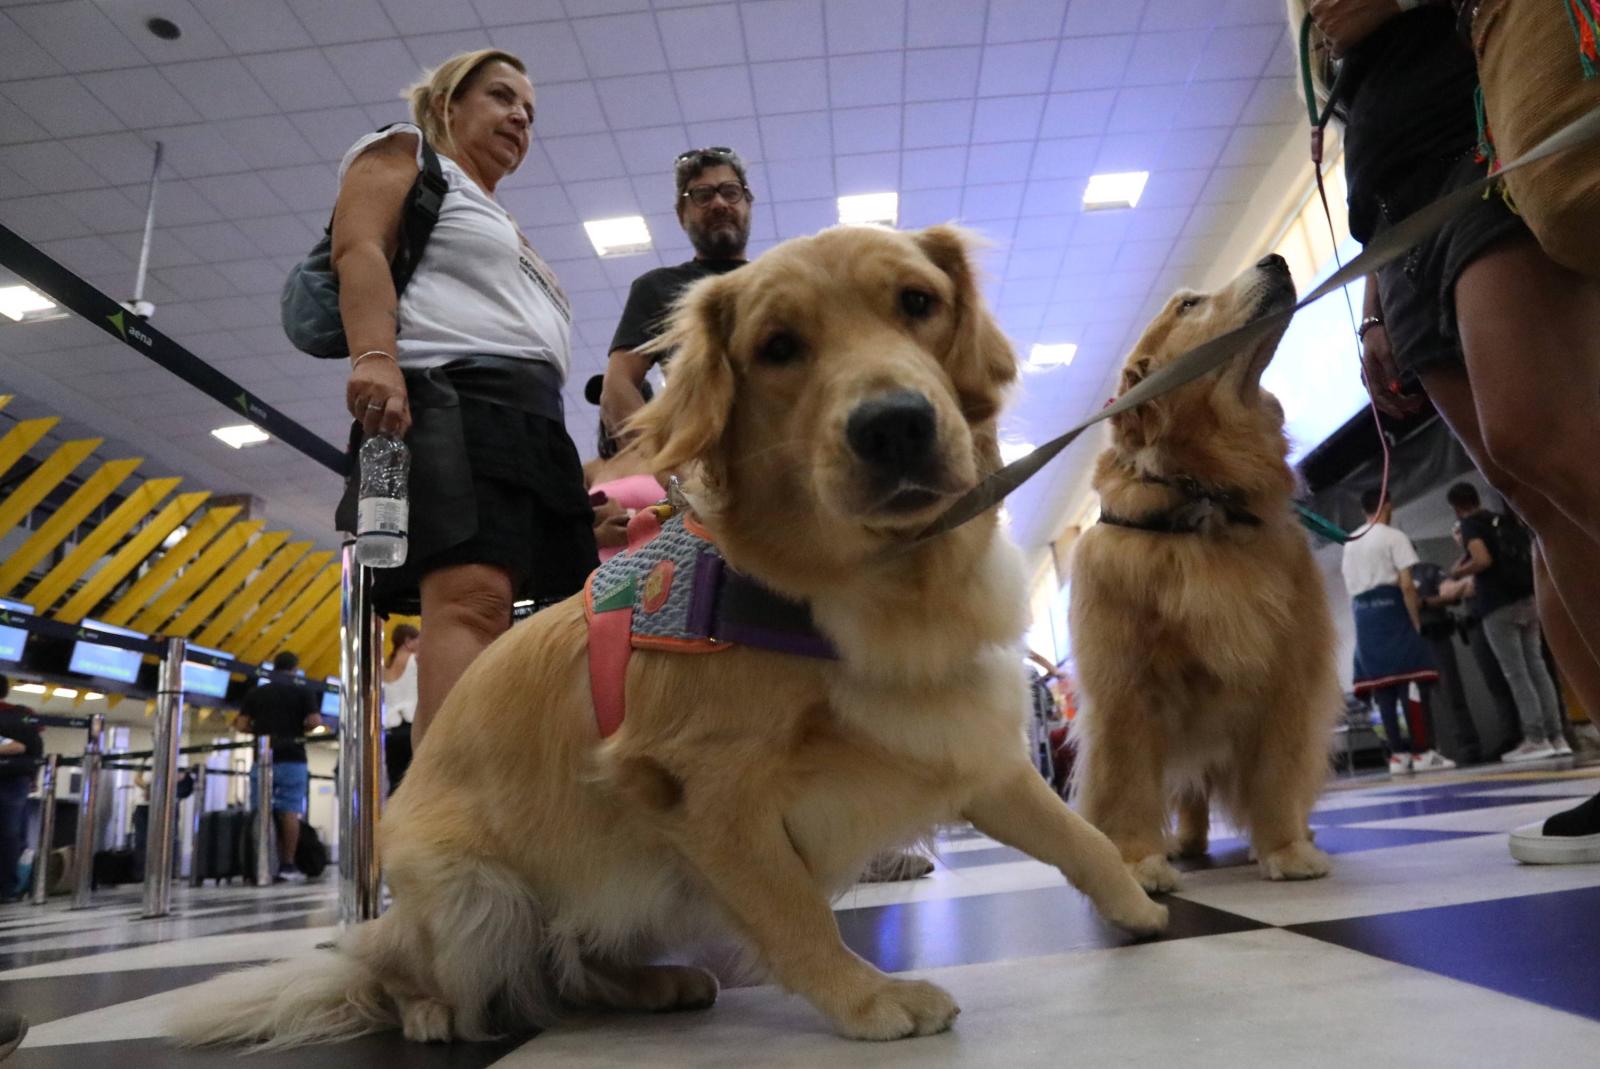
[583,216,652,257]
[837,191,898,227]
[1083,171,1149,211]
[11,683,46,694]
[0,284,64,323]
[999,439,1036,464]
[211,424,270,448]
[1028,342,1078,368]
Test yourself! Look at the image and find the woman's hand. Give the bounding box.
[347,356,411,437]
[593,498,630,549]
[1309,0,1403,54]
[1360,324,1427,418]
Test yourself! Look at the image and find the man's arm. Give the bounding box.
[1452,538,1494,578]
[1397,565,1423,633]
[0,740,24,757]
[600,348,654,446]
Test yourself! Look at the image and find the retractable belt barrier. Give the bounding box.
[0,223,344,473]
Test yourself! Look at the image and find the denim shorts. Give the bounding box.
[252,760,309,816]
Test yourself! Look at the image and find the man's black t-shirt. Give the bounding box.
[239,681,316,765]
[0,701,43,783]
[609,259,745,363]
[1337,8,1480,242]
[1458,509,1528,619]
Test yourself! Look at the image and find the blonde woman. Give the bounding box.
[332,50,597,747]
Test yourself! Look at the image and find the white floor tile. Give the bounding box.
[0,925,337,980]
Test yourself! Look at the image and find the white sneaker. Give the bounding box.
[1552,738,1574,757]
[1411,750,1457,772]
[1388,753,1413,774]
[1501,740,1558,764]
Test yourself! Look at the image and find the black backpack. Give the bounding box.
[1490,511,1535,598]
[281,125,447,358]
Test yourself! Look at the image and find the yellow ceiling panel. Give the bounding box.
[54,491,209,625]
[224,551,332,659]
[237,564,340,665]
[98,506,240,628]
[127,519,264,635]
[0,437,100,542]
[0,458,144,596]
[291,602,341,678]
[163,529,289,637]
[24,477,180,613]
[0,416,59,480]
[194,540,311,648]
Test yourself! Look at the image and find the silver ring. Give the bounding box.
[364,401,383,411]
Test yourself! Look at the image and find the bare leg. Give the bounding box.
[276,810,299,867]
[414,563,514,746]
[964,767,1167,934]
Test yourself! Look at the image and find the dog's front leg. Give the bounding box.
[669,806,959,1040]
[962,767,1168,935]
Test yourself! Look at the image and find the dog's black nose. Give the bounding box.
[847,391,937,478]
[1257,253,1288,274]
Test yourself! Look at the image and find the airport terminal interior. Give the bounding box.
[2,1,1599,1066]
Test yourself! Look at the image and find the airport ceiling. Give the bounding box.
[0,0,1307,555]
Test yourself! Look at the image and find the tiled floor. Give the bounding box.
[5,765,1600,1068]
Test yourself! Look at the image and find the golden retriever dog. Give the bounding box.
[172,224,1166,1050]
[1069,254,1339,894]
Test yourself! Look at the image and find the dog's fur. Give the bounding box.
[171,225,1166,1050]
[1069,258,1339,893]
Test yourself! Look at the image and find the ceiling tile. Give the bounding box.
[772,195,835,237]
[974,140,1035,184]
[1051,35,1134,91]
[220,115,322,169]
[0,194,89,241]
[0,13,65,80]
[900,146,965,190]
[1106,84,1186,133]
[978,41,1057,97]
[190,172,293,220]
[7,1,140,74]
[320,41,418,105]
[986,0,1068,43]
[1026,136,1097,181]
[1184,78,1255,127]
[168,220,264,263]
[98,1,232,64]
[834,150,898,193]
[0,76,124,138]
[824,0,905,53]
[657,4,745,69]
[750,59,829,114]
[540,132,627,181]
[828,53,902,107]
[597,74,685,129]
[287,0,401,42]
[574,13,668,78]
[163,58,279,121]
[1038,90,1116,139]
[1222,121,1295,165]
[214,258,291,295]
[149,123,252,178]
[760,111,832,160]
[1065,1,1147,35]
[233,213,321,256]
[1196,25,1285,81]
[532,80,610,136]
[199,0,316,53]
[905,0,983,47]
[614,125,694,174]
[289,106,379,162]
[972,95,1045,143]
[1242,76,1301,125]
[559,176,641,219]
[472,0,567,25]
[673,66,755,121]
[741,0,825,61]
[1140,0,1221,32]
[377,0,481,35]
[257,164,338,214]
[0,140,107,192]
[961,181,1026,223]
[904,100,973,150]
[1121,30,1205,87]
[405,29,496,71]
[0,94,49,145]
[766,155,833,201]
[80,67,203,129]
[830,105,899,154]
[151,262,238,300]
[494,22,591,83]
[55,186,145,232]
[501,185,581,227]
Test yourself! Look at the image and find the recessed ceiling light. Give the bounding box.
[84,691,104,700]
[999,439,1036,465]
[52,687,79,699]
[1083,171,1149,211]
[211,424,270,448]
[0,284,64,323]
[583,216,652,257]
[837,191,898,227]
[1028,342,1078,368]
[12,683,46,694]
[146,16,182,40]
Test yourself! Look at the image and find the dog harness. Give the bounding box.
[584,501,837,738]
[1098,473,1264,535]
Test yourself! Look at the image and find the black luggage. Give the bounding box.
[294,820,328,879]
[193,807,250,884]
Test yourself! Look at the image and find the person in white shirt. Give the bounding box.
[382,624,420,795]
[331,50,597,747]
[1341,489,1454,774]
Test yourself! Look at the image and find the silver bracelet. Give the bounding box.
[350,350,396,370]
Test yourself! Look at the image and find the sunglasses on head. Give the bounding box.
[675,146,736,167]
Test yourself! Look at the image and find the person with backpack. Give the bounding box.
[313,49,597,746]
[1446,482,1569,763]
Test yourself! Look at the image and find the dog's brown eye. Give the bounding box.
[1178,296,1204,314]
[757,331,802,366]
[900,288,936,319]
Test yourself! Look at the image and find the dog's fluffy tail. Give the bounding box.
[168,943,392,1050]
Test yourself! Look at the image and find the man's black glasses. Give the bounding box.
[681,182,751,207]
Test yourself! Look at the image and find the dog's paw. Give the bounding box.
[1108,893,1169,938]
[1129,854,1182,894]
[1259,840,1331,881]
[399,997,453,1043]
[833,979,959,1041]
[648,965,720,1013]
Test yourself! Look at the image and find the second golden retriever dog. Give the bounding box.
[1070,254,1339,893]
[173,224,1166,1050]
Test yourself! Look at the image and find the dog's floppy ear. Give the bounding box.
[912,225,1017,424]
[1110,355,1167,449]
[627,273,738,474]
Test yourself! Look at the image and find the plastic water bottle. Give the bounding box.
[355,433,409,568]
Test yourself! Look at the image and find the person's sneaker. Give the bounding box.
[0,1009,27,1060]
[1388,753,1413,774]
[1551,737,1574,757]
[1509,791,1600,864]
[273,864,307,884]
[859,850,935,883]
[1500,740,1557,763]
[1411,750,1457,772]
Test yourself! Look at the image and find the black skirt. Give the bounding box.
[335,356,598,617]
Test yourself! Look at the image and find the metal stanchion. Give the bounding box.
[337,541,384,926]
[253,737,275,887]
[30,754,58,906]
[141,636,185,918]
[188,762,208,887]
[69,714,104,910]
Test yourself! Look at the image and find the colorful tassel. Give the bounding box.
[1568,0,1600,78]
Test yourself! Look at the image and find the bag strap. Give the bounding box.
[391,134,446,297]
